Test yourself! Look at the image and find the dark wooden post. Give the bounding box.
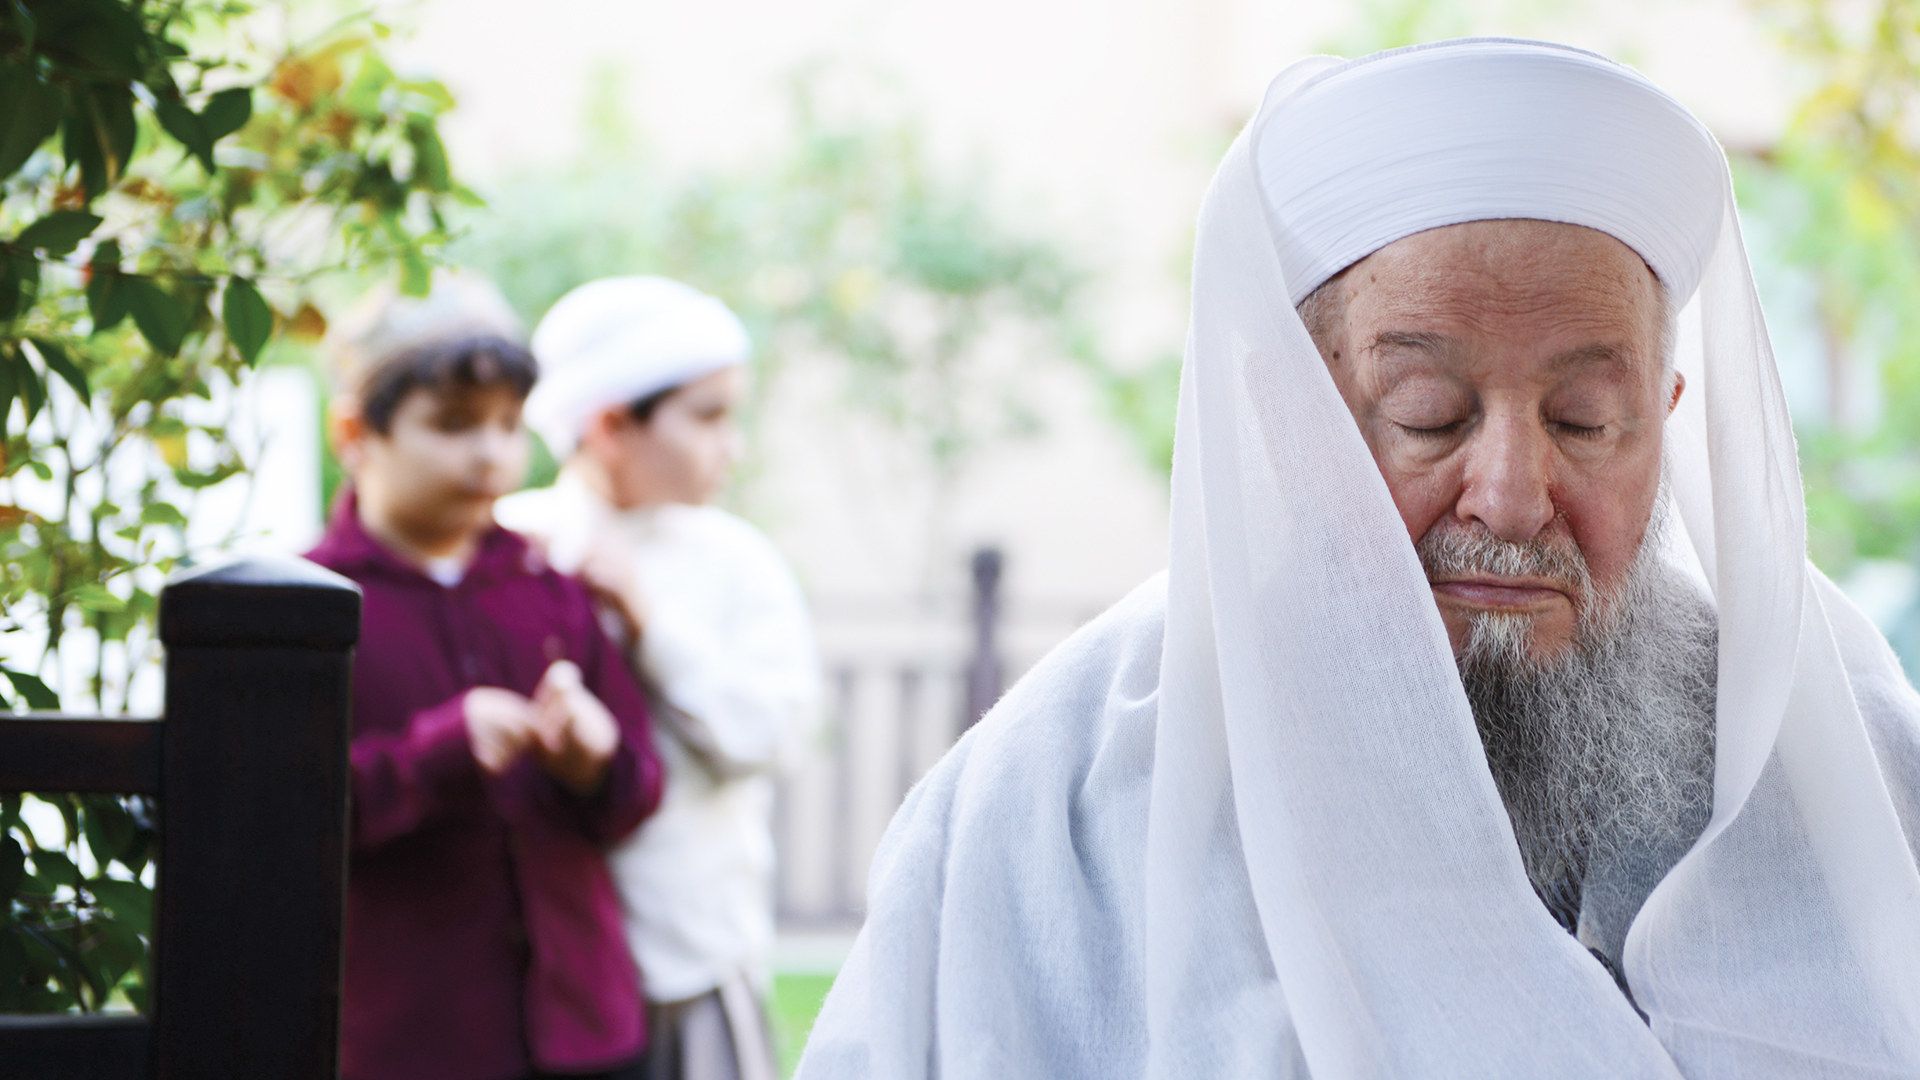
[961,546,1004,730]
[151,554,360,1080]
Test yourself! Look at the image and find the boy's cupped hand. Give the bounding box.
[462,660,621,795]
[531,660,621,795]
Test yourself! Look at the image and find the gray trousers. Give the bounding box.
[614,974,777,1080]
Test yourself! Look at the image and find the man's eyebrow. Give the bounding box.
[1369,330,1451,355]
[1546,341,1637,373]
[1368,334,1643,373]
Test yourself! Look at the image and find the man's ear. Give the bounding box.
[329,395,372,473]
[1667,370,1686,415]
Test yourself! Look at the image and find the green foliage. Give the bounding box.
[1740,0,1920,579]
[1,0,469,1013]
[453,67,1088,491]
[0,792,156,1012]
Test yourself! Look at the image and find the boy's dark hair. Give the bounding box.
[627,383,681,425]
[360,335,539,434]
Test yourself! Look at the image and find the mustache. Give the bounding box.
[1416,522,1593,600]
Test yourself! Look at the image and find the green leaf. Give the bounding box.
[154,98,213,172]
[202,87,253,142]
[18,924,87,1009]
[222,276,272,365]
[139,502,185,526]
[0,930,26,1008]
[80,797,134,866]
[0,61,65,183]
[30,849,77,888]
[172,462,243,490]
[15,211,102,258]
[84,877,150,936]
[84,914,145,995]
[35,0,145,81]
[69,584,125,612]
[400,252,432,297]
[13,347,44,424]
[410,124,451,193]
[63,83,137,198]
[396,78,456,112]
[0,251,36,322]
[450,184,487,208]
[2,668,60,710]
[0,351,17,438]
[27,337,88,405]
[123,278,189,355]
[0,837,22,901]
[86,241,128,331]
[345,55,395,117]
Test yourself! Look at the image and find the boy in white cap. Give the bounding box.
[497,277,820,1080]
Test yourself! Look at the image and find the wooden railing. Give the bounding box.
[0,555,360,1080]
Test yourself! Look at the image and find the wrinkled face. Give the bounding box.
[589,365,745,509]
[341,383,530,552]
[1311,220,1681,660]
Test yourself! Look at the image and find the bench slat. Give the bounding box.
[0,1013,149,1079]
[0,717,163,795]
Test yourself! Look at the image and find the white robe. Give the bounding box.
[798,569,1920,1078]
[497,474,821,1003]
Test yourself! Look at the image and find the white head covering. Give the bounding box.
[1258,40,1725,305]
[524,276,750,457]
[797,38,1920,1080]
[1145,37,1920,1074]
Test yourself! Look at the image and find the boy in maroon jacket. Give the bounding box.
[306,276,665,1080]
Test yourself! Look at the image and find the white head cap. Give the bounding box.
[1255,40,1728,305]
[524,276,751,458]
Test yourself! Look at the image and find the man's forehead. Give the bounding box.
[1356,220,1661,295]
[1340,220,1661,329]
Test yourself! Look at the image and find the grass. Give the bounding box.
[770,972,838,1077]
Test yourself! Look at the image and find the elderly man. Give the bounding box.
[796,39,1920,1079]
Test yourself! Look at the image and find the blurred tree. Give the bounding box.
[452,65,1089,505]
[1737,0,1920,586]
[1,0,467,1013]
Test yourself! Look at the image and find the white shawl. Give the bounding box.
[799,39,1920,1078]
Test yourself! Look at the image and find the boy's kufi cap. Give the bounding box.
[524,277,750,458]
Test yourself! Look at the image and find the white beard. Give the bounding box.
[1421,501,1719,943]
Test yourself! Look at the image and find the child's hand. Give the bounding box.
[575,543,646,641]
[531,660,621,795]
[465,687,542,775]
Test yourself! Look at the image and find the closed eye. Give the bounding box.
[1396,420,1468,439]
[1553,421,1607,440]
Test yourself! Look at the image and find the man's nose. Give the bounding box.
[1454,416,1555,543]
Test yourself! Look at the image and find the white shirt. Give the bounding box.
[497,472,821,1002]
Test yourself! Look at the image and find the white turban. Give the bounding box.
[524,277,750,457]
[1257,41,1725,305]
[798,38,1920,1080]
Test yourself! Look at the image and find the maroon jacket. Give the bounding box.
[308,496,664,1080]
